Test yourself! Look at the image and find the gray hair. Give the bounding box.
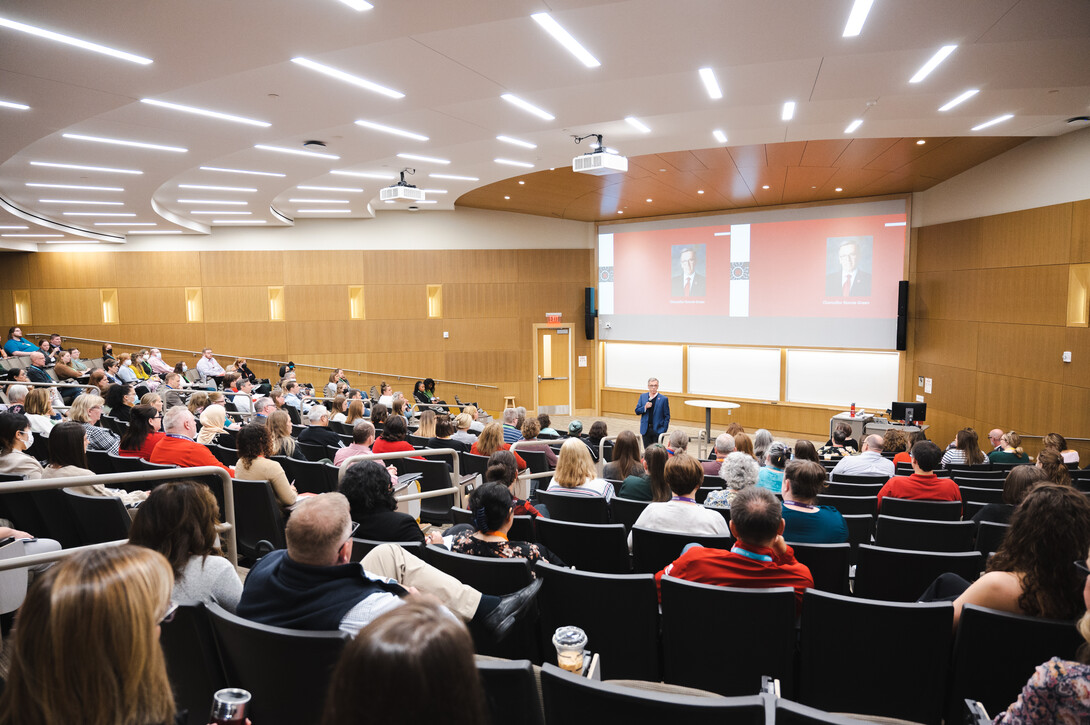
[502,407,519,424]
[753,428,774,461]
[714,433,736,455]
[719,451,760,491]
[308,405,329,423]
[254,397,274,413]
[667,429,689,452]
[7,385,27,403]
[515,406,527,426]
[163,405,192,433]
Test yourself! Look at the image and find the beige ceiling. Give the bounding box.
[0,0,1087,248]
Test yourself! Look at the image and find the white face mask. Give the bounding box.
[20,430,33,449]
[181,363,188,372]
[122,360,131,367]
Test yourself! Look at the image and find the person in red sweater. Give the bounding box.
[656,486,813,612]
[150,406,233,474]
[876,440,960,511]
[370,415,419,457]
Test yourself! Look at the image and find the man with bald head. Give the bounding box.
[987,428,1005,453]
[830,433,895,478]
[25,352,52,386]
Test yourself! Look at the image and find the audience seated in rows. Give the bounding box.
[756,441,789,494]
[665,428,688,457]
[129,480,243,612]
[941,428,987,468]
[486,449,544,518]
[299,404,344,451]
[450,482,564,567]
[103,383,135,422]
[196,404,232,445]
[734,432,756,460]
[1043,432,1080,466]
[546,438,614,501]
[876,441,961,510]
[2,383,27,415]
[371,414,415,457]
[1038,449,1072,487]
[235,423,296,511]
[501,407,523,444]
[753,428,774,464]
[700,432,736,476]
[471,422,526,470]
[69,394,120,455]
[792,439,821,464]
[516,417,558,468]
[0,412,43,479]
[22,388,56,437]
[831,434,895,478]
[704,451,760,509]
[818,422,857,461]
[340,459,440,545]
[619,443,670,502]
[151,406,232,474]
[657,486,814,611]
[602,429,642,480]
[3,326,37,358]
[972,465,1047,525]
[630,453,730,548]
[989,430,1031,464]
[781,460,848,543]
[882,429,909,462]
[335,420,376,467]
[42,421,147,505]
[236,492,542,638]
[537,412,558,437]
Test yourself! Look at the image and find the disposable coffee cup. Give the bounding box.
[552,625,588,673]
[210,687,251,725]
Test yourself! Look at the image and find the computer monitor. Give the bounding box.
[891,401,926,425]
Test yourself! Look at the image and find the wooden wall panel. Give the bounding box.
[364,284,426,320]
[113,252,202,288]
[980,266,1068,326]
[202,322,286,360]
[912,319,978,369]
[915,218,982,273]
[913,270,984,321]
[202,287,268,323]
[973,376,1065,437]
[29,288,102,326]
[0,253,30,289]
[0,291,14,327]
[1063,327,1090,389]
[199,251,284,287]
[29,252,117,289]
[118,288,187,325]
[288,251,366,285]
[1072,199,1090,263]
[975,322,1067,384]
[979,205,1072,268]
[284,285,346,321]
[1059,386,1090,440]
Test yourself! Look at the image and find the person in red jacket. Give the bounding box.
[656,486,813,612]
[371,415,418,457]
[150,406,233,474]
[876,440,961,511]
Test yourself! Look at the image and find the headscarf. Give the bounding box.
[196,404,228,444]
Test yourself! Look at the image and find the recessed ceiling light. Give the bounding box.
[397,153,450,165]
[421,189,448,194]
[916,139,926,145]
[500,93,555,121]
[530,12,600,68]
[504,196,511,200]
[698,68,722,99]
[331,170,396,179]
[697,190,704,194]
[31,161,141,175]
[712,129,727,144]
[62,212,136,217]
[213,219,267,224]
[0,225,29,229]
[298,185,363,192]
[63,133,186,153]
[0,16,153,64]
[518,181,525,185]
[938,89,979,112]
[0,99,29,110]
[909,45,957,83]
[842,0,874,37]
[429,174,479,181]
[176,199,247,205]
[140,99,270,127]
[255,144,339,160]
[844,119,863,133]
[625,116,651,133]
[494,158,534,168]
[39,199,123,205]
[296,209,351,213]
[761,185,770,190]
[2,233,63,238]
[200,166,285,177]
[336,0,373,10]
[190,210,251,215]
[496,135,537,149]
[835,187,843,192]
[28,182,123,191]
[971,114,1014,131]
[179,184,256,192]
[646,198,653,202]
[128,230,183,234]
[354,119,428,141]
[95,222,154,226]
[288,198,349,204]
[290,57,404,99]
[782,101,796,121]
[617,211,623,214]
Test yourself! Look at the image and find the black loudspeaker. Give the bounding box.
[895,280,909,351]
[585,287,597,340]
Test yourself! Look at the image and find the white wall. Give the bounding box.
[39,206,594,253]
[912,126,1090,227]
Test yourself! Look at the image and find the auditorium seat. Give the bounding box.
[954,475,1004,490]
[63,489,131,544]
[477,658,545,725]
[829,473,888,484]
[630,527,732,574]
[230,478,286,564]
[879,497,962,521]
[816,494,877,517]
[958,485,1004,504]
[975,521,1009,554]
[275,455,332,495]
[85,448,115,475]
[822,482,883,497]
[841,513,874,557]
[874,515,977,552]
[535,561,660,681]
[420,544,532,596]
[295,440,329,462]
[536,490,610,524]
[534,518,630,574]
[609,496,649,531]
[460,451,490,479]
[348,537,424,562]
[774,697,877,724]
[788,542,851,595]
[107,452,176,478]
[798,589,953,723]
[209,443,239,467]
[396,456,457,524]
[160,602,229,725]
[853,544,983,602]
[539,664,768,724]
[205,602,349,725]
[661,577,795,696]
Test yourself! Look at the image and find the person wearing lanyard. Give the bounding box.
[628,453,731,550]
[655,486,814,612]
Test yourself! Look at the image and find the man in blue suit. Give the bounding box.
[635,377,671,448]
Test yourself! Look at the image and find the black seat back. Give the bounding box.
[420,544,532,595]
[348,538,424,563]
[536,490,609,524]
[829,473,888,484]
[534,518,630,574]
[609,496,649,531]
[477,658,545,725]
[230,478,286,564]
[853,544,983,602]
[875,515,977,552]
[661,577,796,696]
[63,489,130,544]
[788,542,851,595]
[396,456,455,524]
[975,521,1009,554]
[880,496,963,521]
[295,441,329,462]
[630,526,733,574]
[277,456,330,495]
[816,494,877,516]
[159,602,229,725]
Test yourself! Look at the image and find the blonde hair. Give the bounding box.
[268,409,297,457]
[1002,430,1025,455]
[286,493,352,566]
[67,394,104,424]
[553,438,596,488]
[0,545,175,725]
[417,409,437,438]
[24,387,53,416]
[476,423,504,457]
[454,413,473,430]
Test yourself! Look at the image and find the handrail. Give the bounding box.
[338,448,471,509]
[26,333,497,390]
[0,539,126,573]
[0,466,237,567]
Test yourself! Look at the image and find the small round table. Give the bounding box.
[684,399,741,446]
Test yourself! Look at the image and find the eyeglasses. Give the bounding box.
[1075,560,1089,577]
[160,601,179,624]
[343,521,360,545]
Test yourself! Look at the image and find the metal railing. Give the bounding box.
[0,466,238,572]
[338,448,473,509]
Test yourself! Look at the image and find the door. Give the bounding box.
[536,326,570,415]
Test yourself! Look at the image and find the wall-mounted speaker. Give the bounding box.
[585,287,597,340]
[896,280,909,351]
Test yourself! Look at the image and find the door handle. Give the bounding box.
[538,376,568,381]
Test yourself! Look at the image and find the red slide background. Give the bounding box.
[612,214,905,318]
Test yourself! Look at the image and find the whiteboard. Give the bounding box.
[785,349,900,410]
[688,346,781,401]
[604,343,683,392]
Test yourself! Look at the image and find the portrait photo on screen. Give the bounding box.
[671,244,706,299]
[825,236,872,297]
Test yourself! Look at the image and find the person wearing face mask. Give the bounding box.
[101,343,116,362]
[146,348,172,376]
[116,353,138,385]
[0,412,43,479]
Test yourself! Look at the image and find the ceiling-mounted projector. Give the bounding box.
[571,133,628,176]
[381,168,425,202]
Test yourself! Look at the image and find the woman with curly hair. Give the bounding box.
[947,483,1090,627]
[704,451,761,509]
